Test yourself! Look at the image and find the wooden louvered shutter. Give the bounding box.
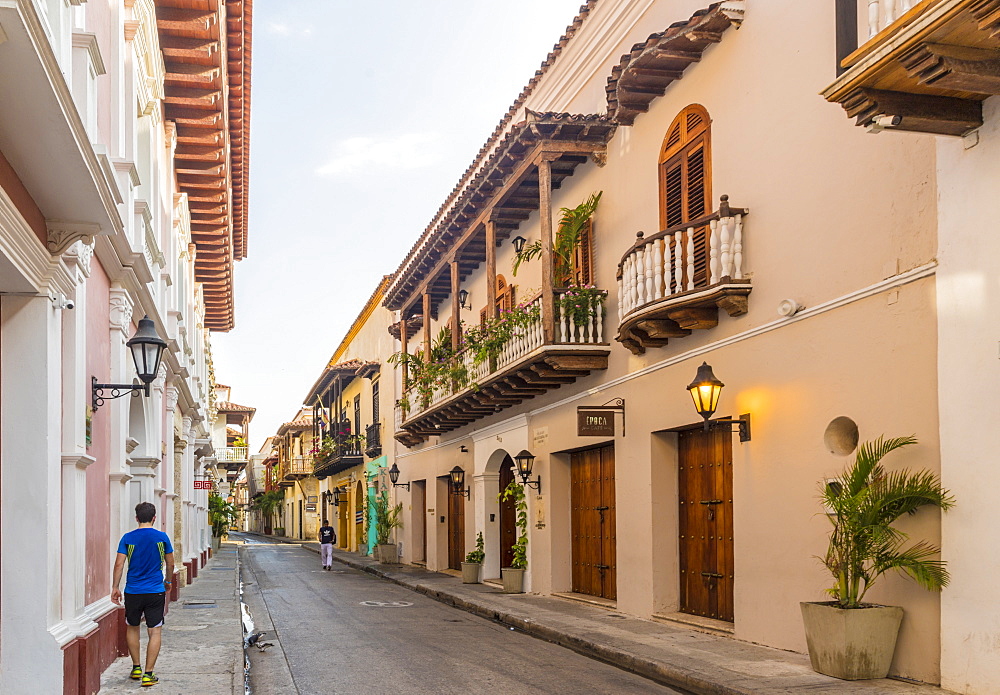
[659,105,712,290]
[572,219,594,286]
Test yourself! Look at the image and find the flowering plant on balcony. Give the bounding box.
[390,326,471,408]
[309,435,335,462]
[461,300,541,368]
[557,283,607,327]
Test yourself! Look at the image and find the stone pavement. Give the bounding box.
[253,533,956,695]
[100,541,243,695]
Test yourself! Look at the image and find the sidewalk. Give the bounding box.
[254,532,955,695]
[99,541,243,694]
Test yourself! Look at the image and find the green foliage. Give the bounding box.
[557,283,607,327]
[209,493,238,538]
[461,300,541,369]
[498,480,528,569]
[373,486,403,546]
[821,436,954,608]
[512,191,602,286]
[465,531,485,564]
[252,489,284,529]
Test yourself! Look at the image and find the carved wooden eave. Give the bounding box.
[154,0,252,331]
[605,2,743,126]
[395,345,609,447]
[304,359,365,404]
[388,314,423,341]
[384,113,616,315]
[823,0,1000,136]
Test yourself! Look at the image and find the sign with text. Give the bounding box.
[577,409,615,437]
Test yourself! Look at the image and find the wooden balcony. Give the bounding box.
[394,291,610,447]
[616,197,750,355]
[364,423,382,458]
[824,0,1000,136]
[278,456,312,485]
[313,435,363,479]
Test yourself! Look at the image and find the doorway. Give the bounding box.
[355,481,364,549]
[498,455,516,570]
[678,425,734,622]
[571,444,617,600]
[447,482,465,571]
[412,480,426,562]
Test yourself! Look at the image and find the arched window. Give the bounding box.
[481,275,516,324]
[659,104,711,230]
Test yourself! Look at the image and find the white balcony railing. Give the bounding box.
[219,447,248,463]
[860,0,919,41]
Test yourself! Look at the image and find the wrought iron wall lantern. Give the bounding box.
[388,463,410,491]
[686,362,751,442]
[332,488,344,507]
[92,316,167,411]
[458,289,471,310]
[449,466,470,498]
[514,449,542,494]
[512,236,527,253]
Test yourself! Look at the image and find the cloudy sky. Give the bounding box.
[212,1,587,449]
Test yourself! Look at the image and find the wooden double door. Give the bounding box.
[447,479,465,570]
[678,425,734,622]
[571,445,616,600]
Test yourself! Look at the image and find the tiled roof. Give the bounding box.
[277,418,312,435]
[217,401,255,413]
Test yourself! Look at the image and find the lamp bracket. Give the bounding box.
[706,413,751,443]
[92,376,149,411]
[451,486,470,499]
[521,477,542,495]
[393,481,411,491]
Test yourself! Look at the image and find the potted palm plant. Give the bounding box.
[373,486,403,563]
[499,481,528,593]
[802,435,953,680]
[462,532,485,583]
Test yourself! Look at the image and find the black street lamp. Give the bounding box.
[388,462,410,491]
[512,236,527,253]
[92,316,167,410]
[514,450,541,493]
[686,362,751,442]
[449,466,470,498]
[458,289,470,310]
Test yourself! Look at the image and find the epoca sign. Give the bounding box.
[577,410,615,436]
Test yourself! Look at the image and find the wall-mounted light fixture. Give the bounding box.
[512,236,527,254]
[92,315,167,411]
[388,463,410,491]
[459,445,468,453]
[449,466,470,498]
[686,362,751,442]
[514,450,541,493]
[458,289,471,310]
[332,488,344,507]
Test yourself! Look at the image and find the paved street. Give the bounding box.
[237,536,684,695]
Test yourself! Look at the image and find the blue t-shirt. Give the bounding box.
[117,527,173,594]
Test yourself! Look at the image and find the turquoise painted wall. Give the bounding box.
[364,456,386,554]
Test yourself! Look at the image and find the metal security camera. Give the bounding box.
[51,293,75,310]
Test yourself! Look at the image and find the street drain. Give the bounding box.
[359,600,413,607]
[182,601,217,609]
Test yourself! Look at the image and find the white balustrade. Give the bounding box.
[617,204,748,324]
[863,0,918,40]
[555,289,605,345]
[218,446,248,463]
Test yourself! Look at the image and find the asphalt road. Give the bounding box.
[237,536,685,695]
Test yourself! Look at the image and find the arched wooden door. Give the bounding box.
[499,456,516,570]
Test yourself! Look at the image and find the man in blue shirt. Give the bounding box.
[112,502,175,687]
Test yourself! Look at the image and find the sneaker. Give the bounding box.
[130,666,143,680]
[141,672,158,687]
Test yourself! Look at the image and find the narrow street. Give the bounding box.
[236,536,685,695]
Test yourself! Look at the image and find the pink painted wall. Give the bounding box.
[84,264,111,605]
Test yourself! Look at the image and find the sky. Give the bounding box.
[211,0,588,450]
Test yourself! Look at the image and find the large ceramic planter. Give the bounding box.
[376,543,398,564]
[501,567,525,594]
[461,562,482,584]
[800,602,903,680]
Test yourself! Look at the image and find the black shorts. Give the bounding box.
[124,592,166,628]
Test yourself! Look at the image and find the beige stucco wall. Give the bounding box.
[390,0,944,684]
[936,95,1000,695]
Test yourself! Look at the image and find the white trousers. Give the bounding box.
[321,543,333,566]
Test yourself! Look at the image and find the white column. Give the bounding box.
[108,285,134,555]
[0,295,64,693]
[163,384,179,536]
[474,472,500,580]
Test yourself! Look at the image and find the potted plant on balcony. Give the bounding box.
[498,480,528,593]
[802,435,954,680]
[557,283,607,330]
[373,486,403,563]
[462,532,485,584]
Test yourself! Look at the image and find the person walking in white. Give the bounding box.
[318,519,336,570]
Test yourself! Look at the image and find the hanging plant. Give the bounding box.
[498,480,528,569]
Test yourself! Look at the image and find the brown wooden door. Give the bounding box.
[499,457,516,570]
[571,445,616,600]
[447,485,465,570]
[678,425,734,622]
[415,480,427,563]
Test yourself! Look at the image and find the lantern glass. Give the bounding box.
[449,466,465,493]
[686,362,724,420]
[389,463,401,485]
[126,315,167,384]
[513,236,527,253]
[513,450,535,480]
